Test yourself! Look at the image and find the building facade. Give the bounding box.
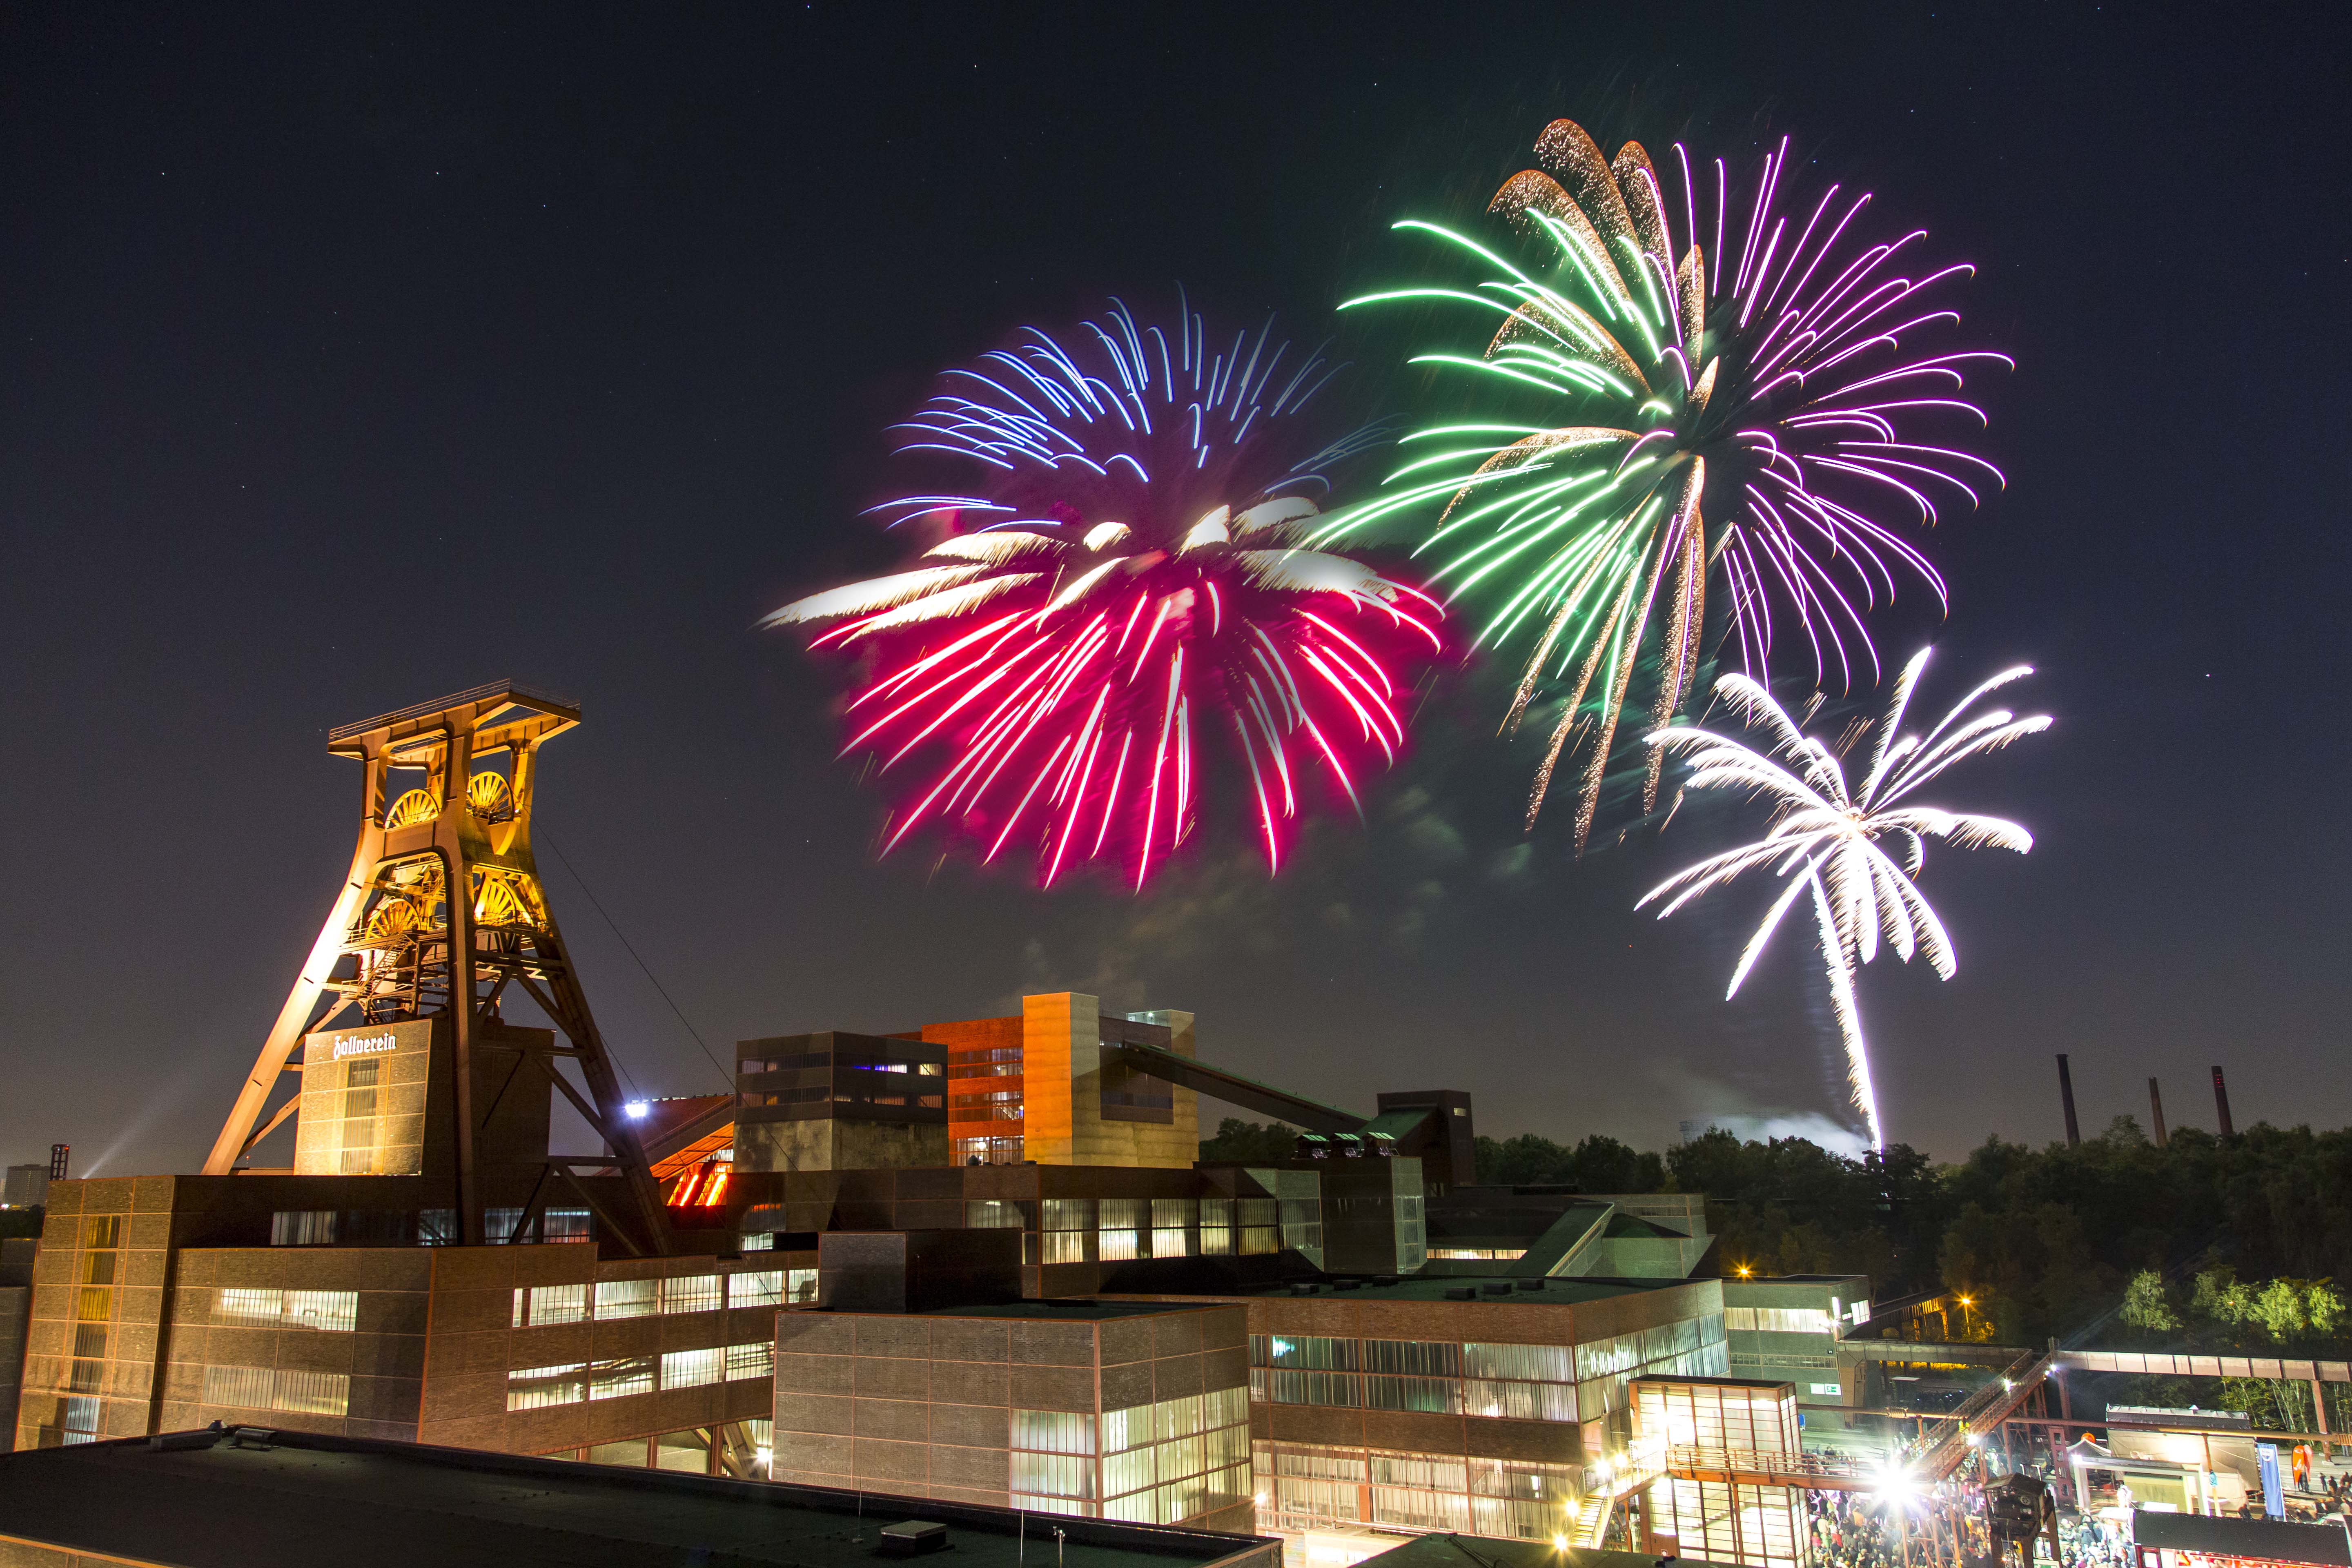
[1631,1375,1807,1568]
[771,1301,1254,1530]
[1721,1275,1869,1407]
[12,1174,809,1467]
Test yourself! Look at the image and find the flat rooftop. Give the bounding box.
[1360,1534,1737,1568]
[0,1430,1276,1568]
[1243,1276,1678,1305]
[922,1301,1209,1321]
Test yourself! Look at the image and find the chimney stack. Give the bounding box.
[2212,1065,2234,1138]
[2148,1078,2168,1147]
[47,1144,68,1180]
[2057,1054,2081,1146]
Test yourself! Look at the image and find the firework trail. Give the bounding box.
[1322,118,2009,846]
[1637,648,2048,1149]
[766,298,1444,889]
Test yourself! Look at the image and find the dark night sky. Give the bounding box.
[4,5,2346,1175]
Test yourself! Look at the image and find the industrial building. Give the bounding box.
[0,1423,1286,1568]
[1720,1274,1871,1408]
[3,683,1821,1565]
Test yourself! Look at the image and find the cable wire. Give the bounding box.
[537,827,735,1095]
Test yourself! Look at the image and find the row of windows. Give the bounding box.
[738,1051,944,1075]
[1102,1425,1251,1496]
[71,1220,124,1338]
[1010,1385,1247,1459]
[201,1363,351,1417]
[510,1270,813,1327]
[1728,1350,1839,1370]
[268,1207,592,1246]
[216,1287,359,1333]
[552,1419,771,1474]
[1100,1461,1252,1525]
[506,1341,774,1410]
[1258,1335,1584,1379]
[742,1088,945,1109]
[1250,1334,1731,1423]
[1254,1443,1587,1541]
[1724,1305,1839,1335]
[1036,1198,1272,1230]
[1037,1226,1276,1265]
[1426,1247,1526,1261]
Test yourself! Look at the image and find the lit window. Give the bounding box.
[273,1369,351,1416]
[588,1356,655,1401]
[1012,1409,1096,1455]
[593,1279,655,1320]
[508,1363,588,1410]
[219,1288,285,1326]
[730,1271,784,1308]
[661,1348,724,1390]
[514,1283,586,1327]
[727,1341,774,1381]
[1011,1451,1096,1500]
[659,1274,722,1315]
[269,1210,337,1245]
[283,1290,359,1332]
[203,1364,274,1409]
[786,1268,819,1305]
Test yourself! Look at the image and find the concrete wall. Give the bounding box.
[738,1117,950,1174]
[772,1303,1252,1529]
[1021,995,1198,1169]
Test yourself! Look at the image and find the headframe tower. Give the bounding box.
[203,682,672,1252]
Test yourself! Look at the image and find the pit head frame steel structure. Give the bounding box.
[202,681,672,1252]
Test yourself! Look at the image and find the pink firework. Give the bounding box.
[1330,118,2012,844]
[767,299,1444,888]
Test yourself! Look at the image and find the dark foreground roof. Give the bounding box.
[1359,1532,1740,1568]
[2129,1512,2352,1566]
[0,1428,1277,1568]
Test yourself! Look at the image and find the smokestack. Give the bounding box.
[2057,1054,2081,1146]
[48,1143,68,1180]
[2148,1078,2168,1147]
[2212,1065,2234,1138]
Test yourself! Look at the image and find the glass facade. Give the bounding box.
[1255,1441,1584,1541]
[1250,1318,1727,1430]
[200,1364,352,1418]
[506,1340,773,1411]
[1646,1477,1805,1568]
[524,1267,803,1323]
[1007,1387,1251,1523]
[217,1287,359,1332]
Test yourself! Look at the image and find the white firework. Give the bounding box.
[1638,647,2049,1149]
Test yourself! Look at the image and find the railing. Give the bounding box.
[1915,1347,2053,1481]
[328,679,579,742]
[1664,1446,1885,1488]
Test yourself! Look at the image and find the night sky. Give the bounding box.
[5,6,2345,1176]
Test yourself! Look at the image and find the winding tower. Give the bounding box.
[202,682,672,1252]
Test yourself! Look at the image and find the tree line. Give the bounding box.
[1201,1112,2352,1362]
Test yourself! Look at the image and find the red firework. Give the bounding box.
[767,300,1445,887]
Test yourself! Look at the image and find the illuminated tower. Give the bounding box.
[202,682,671,1251]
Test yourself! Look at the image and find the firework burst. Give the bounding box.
[1637,648,2048,1148]
[767,298,1444,889]
[1323,118,2009,846]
